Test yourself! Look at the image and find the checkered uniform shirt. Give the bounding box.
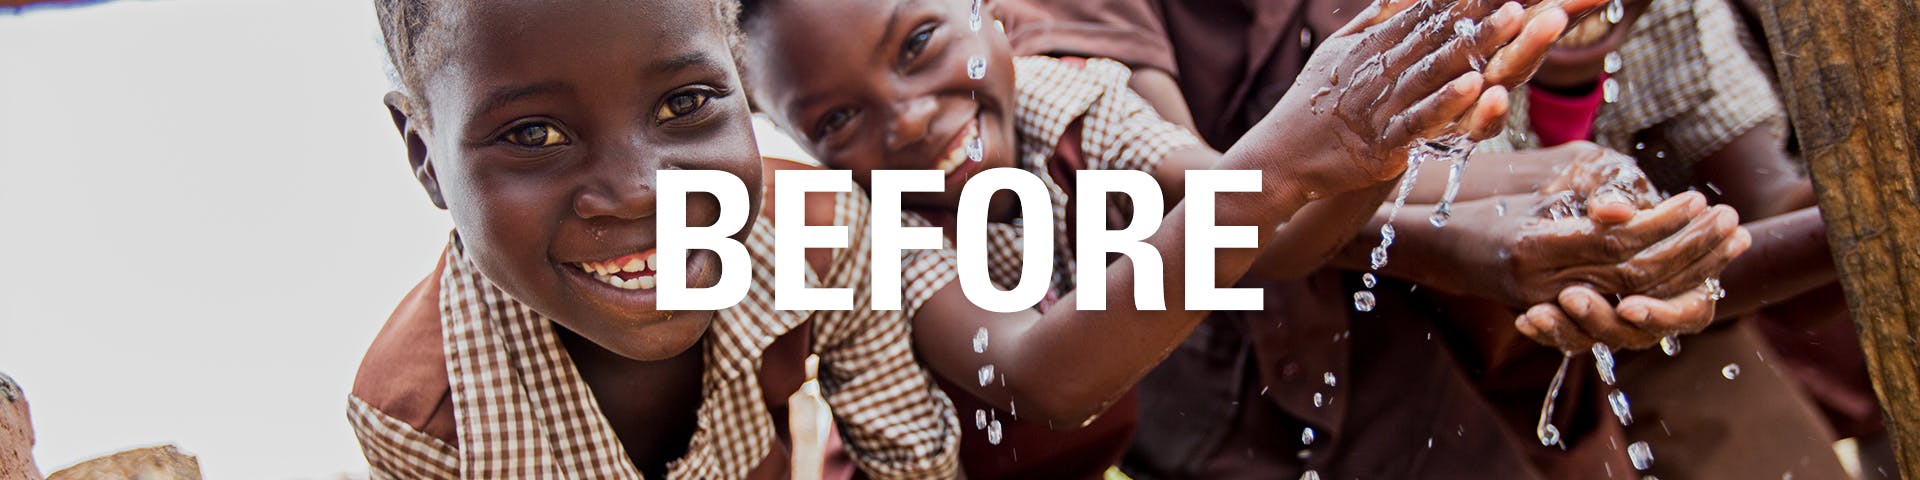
[1479,0,1786,191]
[347,188,961,479]
[978,56,1206,296]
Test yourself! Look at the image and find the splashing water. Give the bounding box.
[967,135,984,162]
[973,327,989,353]
[1353,291,1377,312]
[1536,353,1574,447]
[1323,372,1338,387]
[1659,336,1681,356]
[1721,363,1741,380]
[1608,389,1633,426]
[1302,427,1317,445]
[1602,78,1623,104]
[1313,392,1325,407]
[1361,273,1376,288]
[1628,441,1655,471]
[1605,0,1625,23]
[986,419,1004,444]
[1300,470,1321,480]
[975,409,988,429]
[967,55,987,80]
[977,364,995,386]
[968,0,982,31]
[1356,136,1475,311]
[1430,157,1467,227]
[1604,51,1624,75]
[1703,278,1727,301]
[1592,343,1617,385]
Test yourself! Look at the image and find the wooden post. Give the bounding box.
[1752,0,1920,477]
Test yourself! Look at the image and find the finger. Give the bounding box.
[1560,286,1662,349]
[1336,0,1423,37]
[1380,71,1486,149]
[1617,285,1721,336]
[1636,222,1752,298]
[1539,0,1614,22]
[1518,302,1597,351]
[1481,7,1570,88]
[1385,2,1526,102]
[1517,192,1706,266]
[1622,204,1742,294]
[1585,187,1638,224]
[1461,85,1511,142]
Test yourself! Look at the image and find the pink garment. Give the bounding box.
[1526,74,1608,147]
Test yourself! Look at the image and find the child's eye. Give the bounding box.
[502,123,569,147]
[656,89,716,122]
[813,107,857,140]
[900,24,935,64]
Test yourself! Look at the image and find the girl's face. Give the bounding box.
[746,0,1020,213]
[398,0,761,361]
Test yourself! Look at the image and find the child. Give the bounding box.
[348,1,962,478]
[733,0,1595,475]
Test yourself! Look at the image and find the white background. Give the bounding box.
[1,1,451,477]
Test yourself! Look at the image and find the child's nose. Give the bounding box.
[573,163,657,221]
[884,96,939,153]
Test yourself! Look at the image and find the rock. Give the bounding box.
[1,371,40,480]
[46,445,200,480]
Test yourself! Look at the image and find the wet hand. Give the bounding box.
[1473,190,1747,307]
[1516,279,1732,351]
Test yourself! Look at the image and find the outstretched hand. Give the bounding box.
[1259,0,1607,198]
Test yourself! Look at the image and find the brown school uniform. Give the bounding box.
[918,55,1205,480]
[348,182,962,479]
[1006,3,1563,477]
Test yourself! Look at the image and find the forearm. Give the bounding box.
[1714,206,1834,318]
[1252,180,1396,280]
[1330,196,1507,299]
[1402,149,1562,203]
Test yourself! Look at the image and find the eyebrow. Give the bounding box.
[473,80,571,119]
[874,0,925,62]
[652,51,718,74]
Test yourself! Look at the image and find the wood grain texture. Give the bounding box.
[1754,0,1920,477]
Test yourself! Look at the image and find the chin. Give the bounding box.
[598,310,715,361]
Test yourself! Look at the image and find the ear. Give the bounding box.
[385,91,448,210]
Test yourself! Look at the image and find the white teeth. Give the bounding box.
[622,257,644,273]
[603,274,623,287]
[620,277,641,289]
[636,276,656,289]
[646,253,658,271]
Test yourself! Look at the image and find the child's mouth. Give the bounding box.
[936,117,985,183]
[571,249,658,290]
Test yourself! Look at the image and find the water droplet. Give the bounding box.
[966,133,984,162]
[1496,199,1508,216]
[1300,30,1313,47]
[968,0,982,31]
[1313,392,1326,407]
[1722,363,1741,379]
[1300,470,1321,480]
[1655,151,1667,159]
[1604,51,1624,74]
[1628,441,1655,470]
[1703,278,1727,301]
[1705,182,1724,196]
[1592,343,1617,385]
[1660,336,1681,356]
[986,419,1003,444]
[1302,427,1317,445]
[1635,142,1646,150]
[1353,290,1376,312]
[1452,18,1480,39]
[973,327,989,353]
[975,409,988,429]
[1380,224,1396,246]
[1428,209,1451,227]
[1608,389,1633,426]
[1603,77,1622,103]
[977,364,995,386]
[1323,372,1337,387]
[1427,437,1435,448]
[1605,0,1625,23]
[967,55,987,80]
[1361,273,1377,288]
[1539,424,1562,447]
[1369,246,1389,270]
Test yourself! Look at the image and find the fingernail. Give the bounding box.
[1622,306,1649,324]
[1569,297,1590,316]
